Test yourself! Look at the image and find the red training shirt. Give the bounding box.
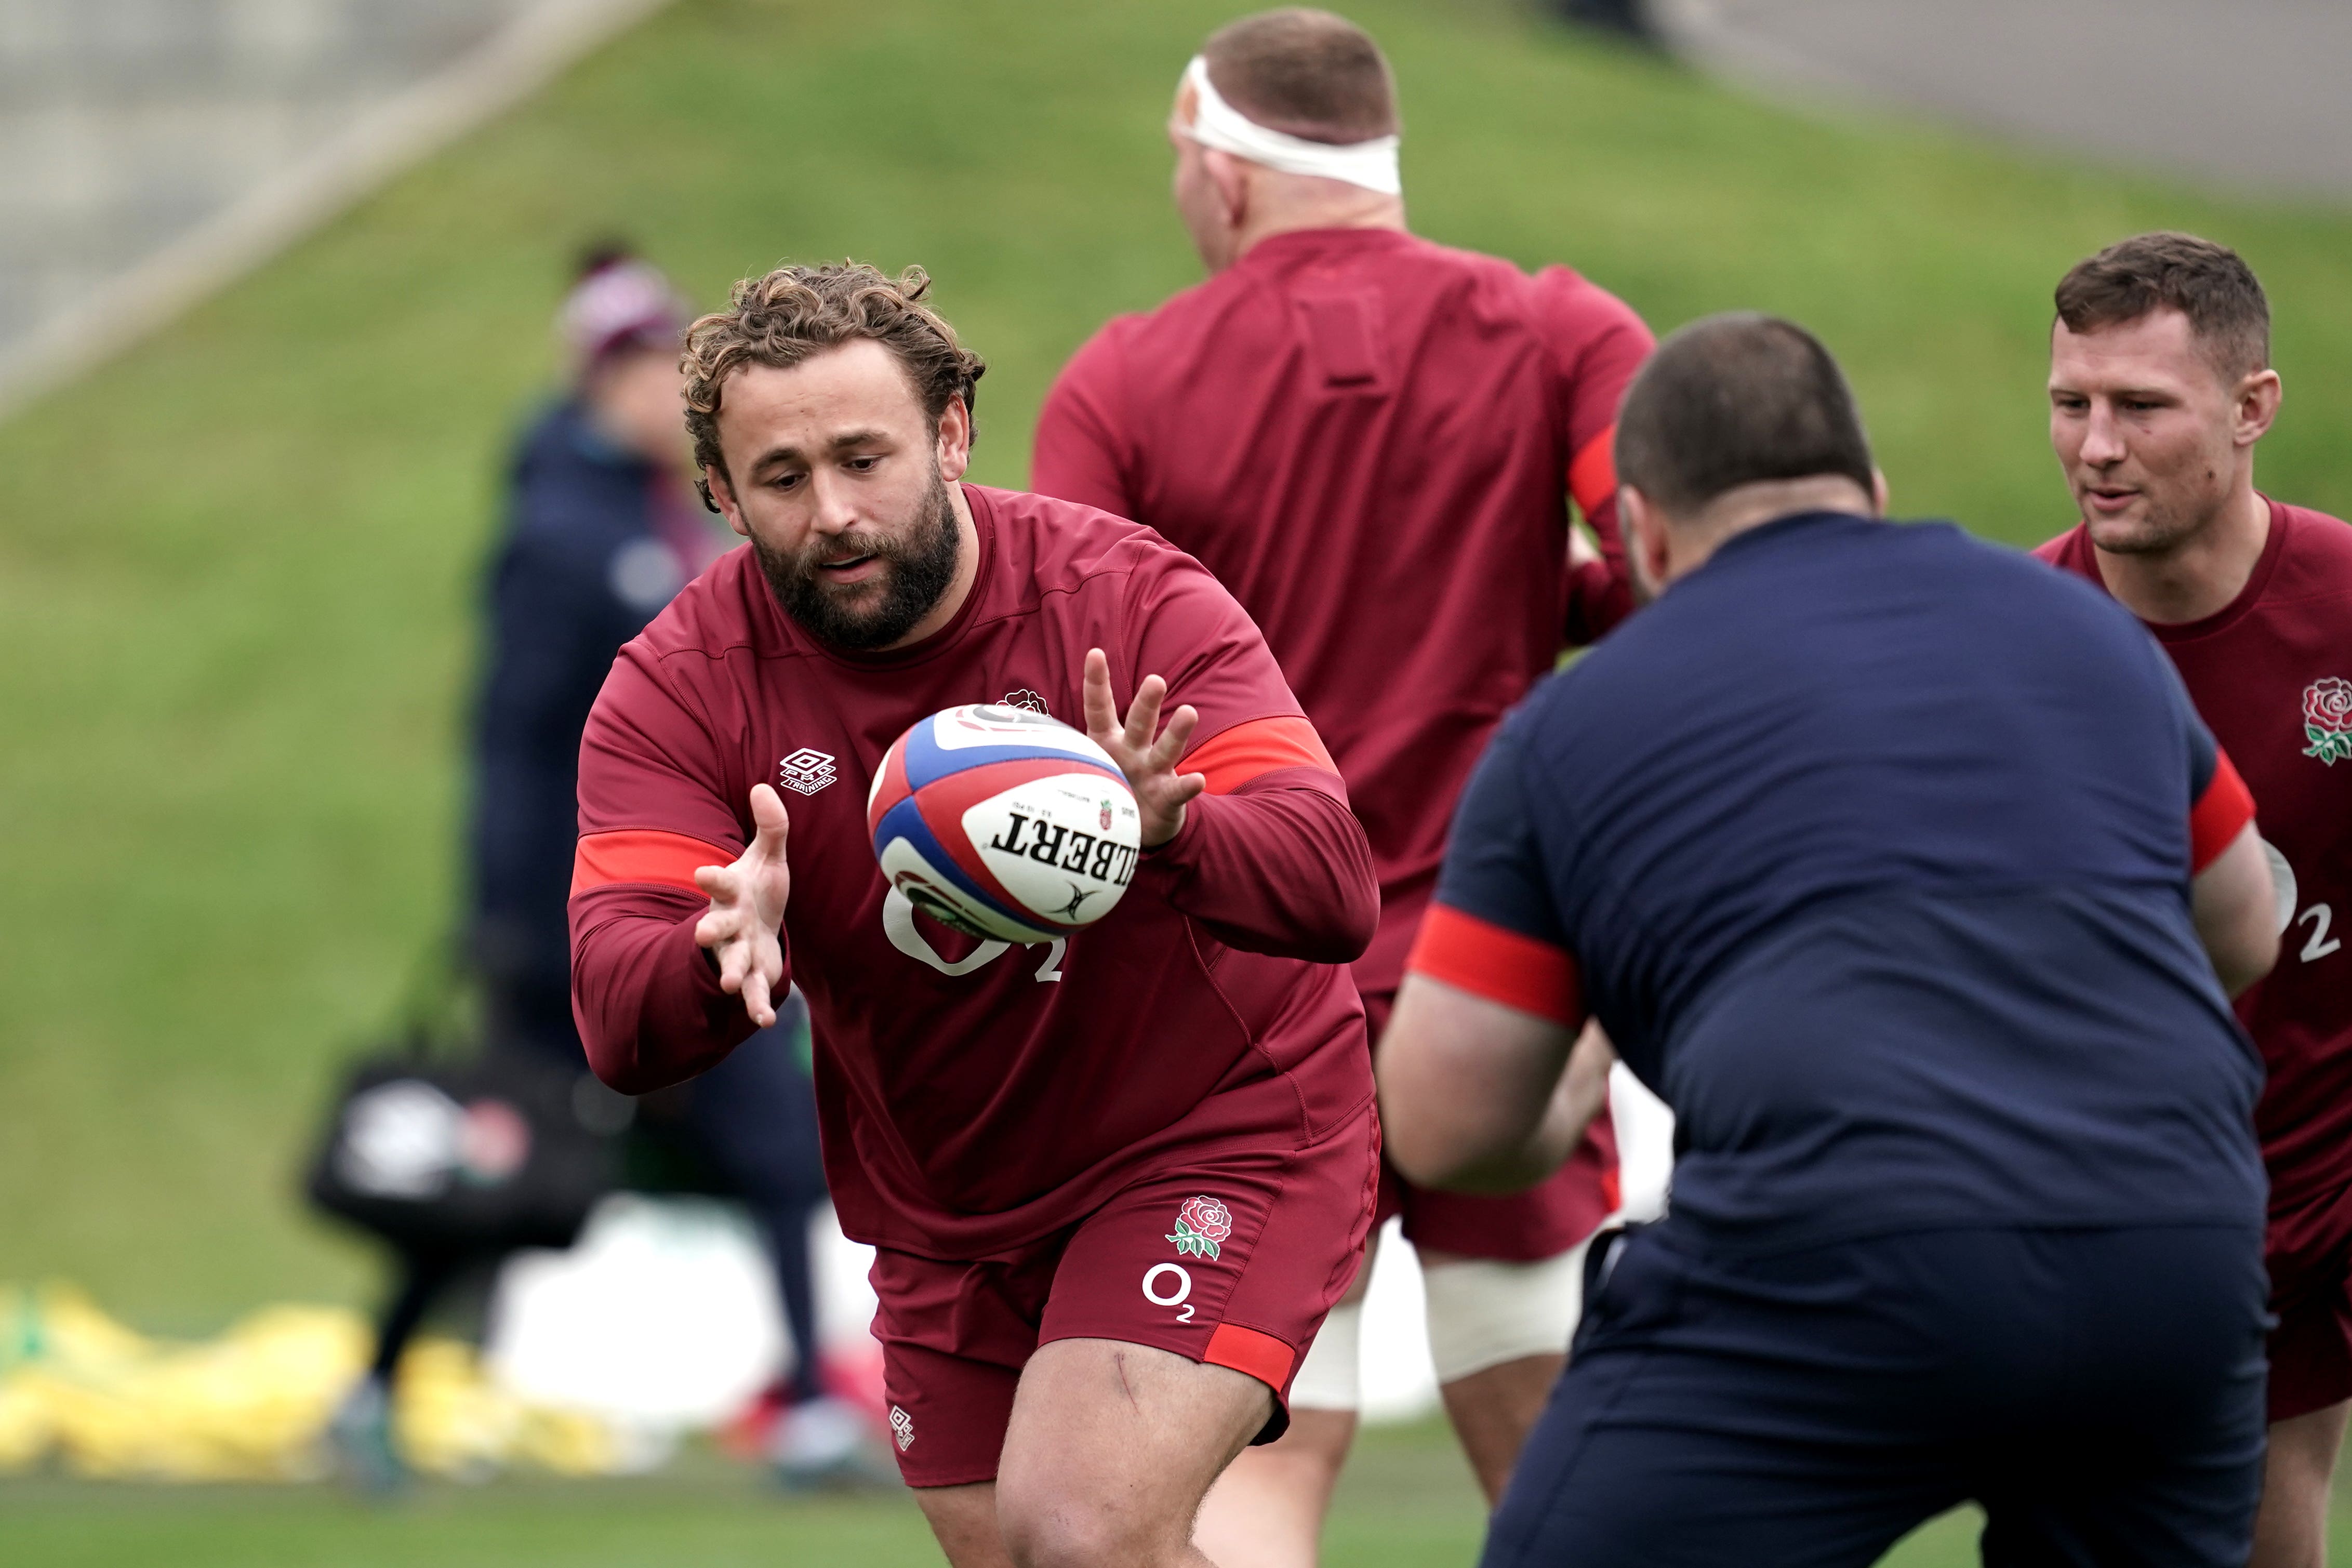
[2038,497,2352,1212]
[569,486,1380,1258]
[1032,227,1654,999]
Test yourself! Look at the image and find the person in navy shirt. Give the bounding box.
[1379,313,2282,1566]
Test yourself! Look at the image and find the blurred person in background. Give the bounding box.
[334,247,872,1491]
[2036,233,2352,1568]
[1032,11,1650,1557]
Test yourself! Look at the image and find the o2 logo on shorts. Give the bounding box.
[1142,1263,1194,1323]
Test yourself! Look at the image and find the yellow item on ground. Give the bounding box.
[0,1281,624,1481]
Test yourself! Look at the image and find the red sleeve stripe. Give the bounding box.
[1405,903,1583,1026]
[1568,424,1619,518]
[1178,715,1338,796]
[571,829,736,896]
[2190,747,2256,874]
[1204,1323,1295,1391]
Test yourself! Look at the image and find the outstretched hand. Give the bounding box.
[1082,647,1204,848]
[693,783,791,1027]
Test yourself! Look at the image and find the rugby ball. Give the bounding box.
[867,704,1144,944]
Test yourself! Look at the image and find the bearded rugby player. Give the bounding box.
[570,262,1379,1567]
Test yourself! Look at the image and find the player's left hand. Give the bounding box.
[1083,646,1203,848]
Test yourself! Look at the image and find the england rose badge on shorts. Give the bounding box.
[1167,1195,1234,1260]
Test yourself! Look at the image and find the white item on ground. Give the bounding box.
[770,1393,868,1468]
[811,1203,881,1358]
[485,1194,784,1432]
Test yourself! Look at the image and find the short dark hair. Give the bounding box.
[2053,231,2269,382]
[1202,9,1398,143]
[1614,313,1875,517]
[682,261,986,510]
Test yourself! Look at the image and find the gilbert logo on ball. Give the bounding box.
[868,704,1144,944]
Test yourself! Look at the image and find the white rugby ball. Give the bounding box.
[866,704,1143,944]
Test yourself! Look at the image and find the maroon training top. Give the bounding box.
[2039,498,2352,1212]
[569,486,1379,1258]
[1032,227,1653,998]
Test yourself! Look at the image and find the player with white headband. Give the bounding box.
[1175,54,1401,196]
[1035,10,1654,1562]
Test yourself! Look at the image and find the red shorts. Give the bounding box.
[1364,991,1620,1263]
[869,1101,1380,1487]
[2266,1180,2352,1423]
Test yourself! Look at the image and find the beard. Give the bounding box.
[755,468,962,651]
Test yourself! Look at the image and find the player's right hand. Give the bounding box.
[694,783,791,1028]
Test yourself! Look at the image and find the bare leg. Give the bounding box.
[1436,1352,1565,1506]
[993,1337,1271,1568]
[917,1482,1017,1568]
[1191,1407,1357,1568]
[2251,1400,2350,1568]
[1419,1243,1582,1507]
[1191,1236,1377,1568]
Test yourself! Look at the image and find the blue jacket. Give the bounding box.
[470,398,703,1045]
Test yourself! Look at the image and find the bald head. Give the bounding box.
[1201,8,1398,143]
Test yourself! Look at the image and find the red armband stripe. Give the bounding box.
[1178,715,1338,796]
[1568,424,1618,518]
[1204,1323,1295,1391]
[2190,747,2255,874]
[1405,903,1583,1026]
[571,829,736,896]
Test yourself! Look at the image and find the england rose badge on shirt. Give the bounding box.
[2304,677,2352,766]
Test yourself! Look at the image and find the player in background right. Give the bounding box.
[2036,231,2352,1568]
[1032,14,1649,1552]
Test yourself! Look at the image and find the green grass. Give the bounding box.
[0,1418,1485,1568]
[5,1418,2352,1568]
[3,0,2352,1556]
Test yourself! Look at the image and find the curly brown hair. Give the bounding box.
[682,261,987,510]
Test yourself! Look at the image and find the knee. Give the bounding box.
[997,1484,1175,1568]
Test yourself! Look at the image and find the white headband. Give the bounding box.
[1178,56,1401,197]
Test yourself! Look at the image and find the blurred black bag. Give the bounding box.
[303,954,622,1253]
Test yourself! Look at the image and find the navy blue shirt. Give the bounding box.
[471,399,708,1057]
[1425,511,2265,1252]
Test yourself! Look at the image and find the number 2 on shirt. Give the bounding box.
[882,887,1069,980]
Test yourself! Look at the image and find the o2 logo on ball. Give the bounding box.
[869,705,1145,969]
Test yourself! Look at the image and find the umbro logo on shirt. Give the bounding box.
[778,748,838,796]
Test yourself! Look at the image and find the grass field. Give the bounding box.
[4,0,2352,1561]
[4,1417,2350,1568]
[0,1417,2068,1568]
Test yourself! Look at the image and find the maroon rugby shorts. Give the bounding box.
[869,1100,1379,1487]
[1363,990,1619,1264]
[2266,1179,2352,1423]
